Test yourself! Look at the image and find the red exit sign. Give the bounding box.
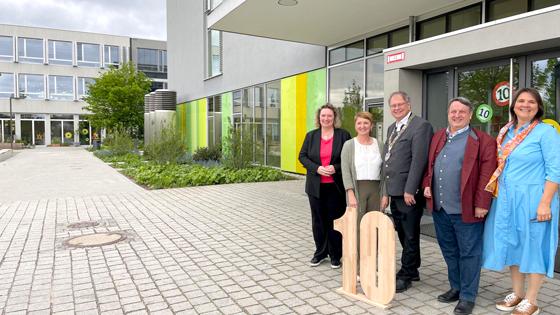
[387,52,405,64]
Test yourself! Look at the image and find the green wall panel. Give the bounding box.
[281,76,297,172]
[197,98,207,149]
[221,92,232,149]
[306,68,327,131]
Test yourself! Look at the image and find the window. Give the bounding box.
[266,81,281,167]
[0,72,14,98]
[77,42,100,67]
[137,48,166,73]
[18,37,44,63]
[487,0,528,21]
[48,40,72,65]
[78,77,95,99]
[366,27,410,55]
[207,95,222,149]
[532,0,560,10]
[366,56,384,98]
[48,75,74,100]
[104,45,120,68]
[417,4,481,40]
[18,74,45,99]
[0,36,13,61]
[329,60,364,136]
[329,40,364,65]
[208,30,222,77]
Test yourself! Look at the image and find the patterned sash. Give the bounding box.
[484,120,539,197]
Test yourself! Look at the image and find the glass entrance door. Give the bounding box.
[528,53,560,123]
[456,59,519,136]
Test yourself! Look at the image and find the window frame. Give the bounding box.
[18,37,44,64]
[207,30,222,78]
[77,42,101,67]
[18,73,45,100]
[416,3,482,40]
[103,45,120,68]
[0,72,15,98]
[366,26,410,56]
[48,75,75,101]
[0,36,14,62]
[77,77,95,99]
[48,40,73,66]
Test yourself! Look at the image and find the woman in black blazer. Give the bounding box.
[299,103,351,269]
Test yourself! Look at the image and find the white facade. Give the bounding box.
[0,24,166,146]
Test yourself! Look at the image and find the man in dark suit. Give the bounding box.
[380,91,433,293]
[422,97,496,315]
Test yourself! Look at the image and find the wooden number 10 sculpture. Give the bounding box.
[334,207,396,308]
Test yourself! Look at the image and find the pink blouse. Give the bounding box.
[320,137,334,183]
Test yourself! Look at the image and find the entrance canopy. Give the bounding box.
[208,0,466,46]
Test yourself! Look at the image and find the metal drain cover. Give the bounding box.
[67,221,100,229]
[65,232,126,248]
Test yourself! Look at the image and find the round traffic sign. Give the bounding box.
[492,81,510,107]
[476,104,493,123]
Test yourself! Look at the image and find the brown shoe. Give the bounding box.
[512,299,540,315]
[496,293,523,311]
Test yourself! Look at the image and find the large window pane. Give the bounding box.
[366,56,384,98]
[18,74,44,99]
[488,0,528,21]
[18,38,43,63]
[77,42,100,67]
[329,60,364,136]
[0,36,13,61]
[367,34,388,56]
[532,0,560,10]
[78,77,95,99]
[137,48,158,71]
[63,121,74,144]
[242,87,254,161]
[390,27,410,46]
[418,16,446,40]
[104,45,120,67]
[457,62,519,136]
[48,40,72,65]
[160,50,167,72]
[329,41,364,65]
[50,120,62,144]
[48,75,74,100]
[254,85,265,164]
[0,72,14,98]
[448,5,481,32]
[266,81,280,167]
[531,57,560,121]
[35,120,45,145]
[208,30,222,76]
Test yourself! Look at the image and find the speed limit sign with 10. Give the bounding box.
[492,81,510,107]
[476,104,493,123]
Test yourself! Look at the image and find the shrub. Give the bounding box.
[104,128,134,156]
[51,137,62,145]
[222,125,254,169]
[144,126,186,164]
[122,163,293,189]
[192,146,222,162]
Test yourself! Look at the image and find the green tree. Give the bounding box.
[341,80,363,137]
[83,62,151,135]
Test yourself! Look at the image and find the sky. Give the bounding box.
[0,0,167,40]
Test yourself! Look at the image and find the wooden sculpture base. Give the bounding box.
[336,288,391,309]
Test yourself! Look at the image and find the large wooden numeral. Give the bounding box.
[334,208,396,308]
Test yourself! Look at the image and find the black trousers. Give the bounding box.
[390,195,424,280]
[308,183,346,261]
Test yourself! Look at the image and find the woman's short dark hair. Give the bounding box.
[315,103,340,128]
[509,87,544,124]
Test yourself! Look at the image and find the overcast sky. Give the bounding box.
[0,0,166,40]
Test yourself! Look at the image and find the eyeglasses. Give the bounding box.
[389,102,408,109]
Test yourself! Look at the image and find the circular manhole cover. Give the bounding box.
[67,221,100,229]
[65,232,126,248]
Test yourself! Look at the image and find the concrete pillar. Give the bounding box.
[45,115,51,145]
[14,113,21,140]
[382,68,423,139]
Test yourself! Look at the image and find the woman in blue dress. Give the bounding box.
[482,88,560,315]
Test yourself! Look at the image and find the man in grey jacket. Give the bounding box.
[380,91,433,293]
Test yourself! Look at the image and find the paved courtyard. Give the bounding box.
[0,148,559,314]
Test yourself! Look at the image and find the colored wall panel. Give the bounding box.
[197,98,207,149]
[306,68,327,131]
[295,74,308,174]
[281,76,297,172]
[221,92,232,149]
